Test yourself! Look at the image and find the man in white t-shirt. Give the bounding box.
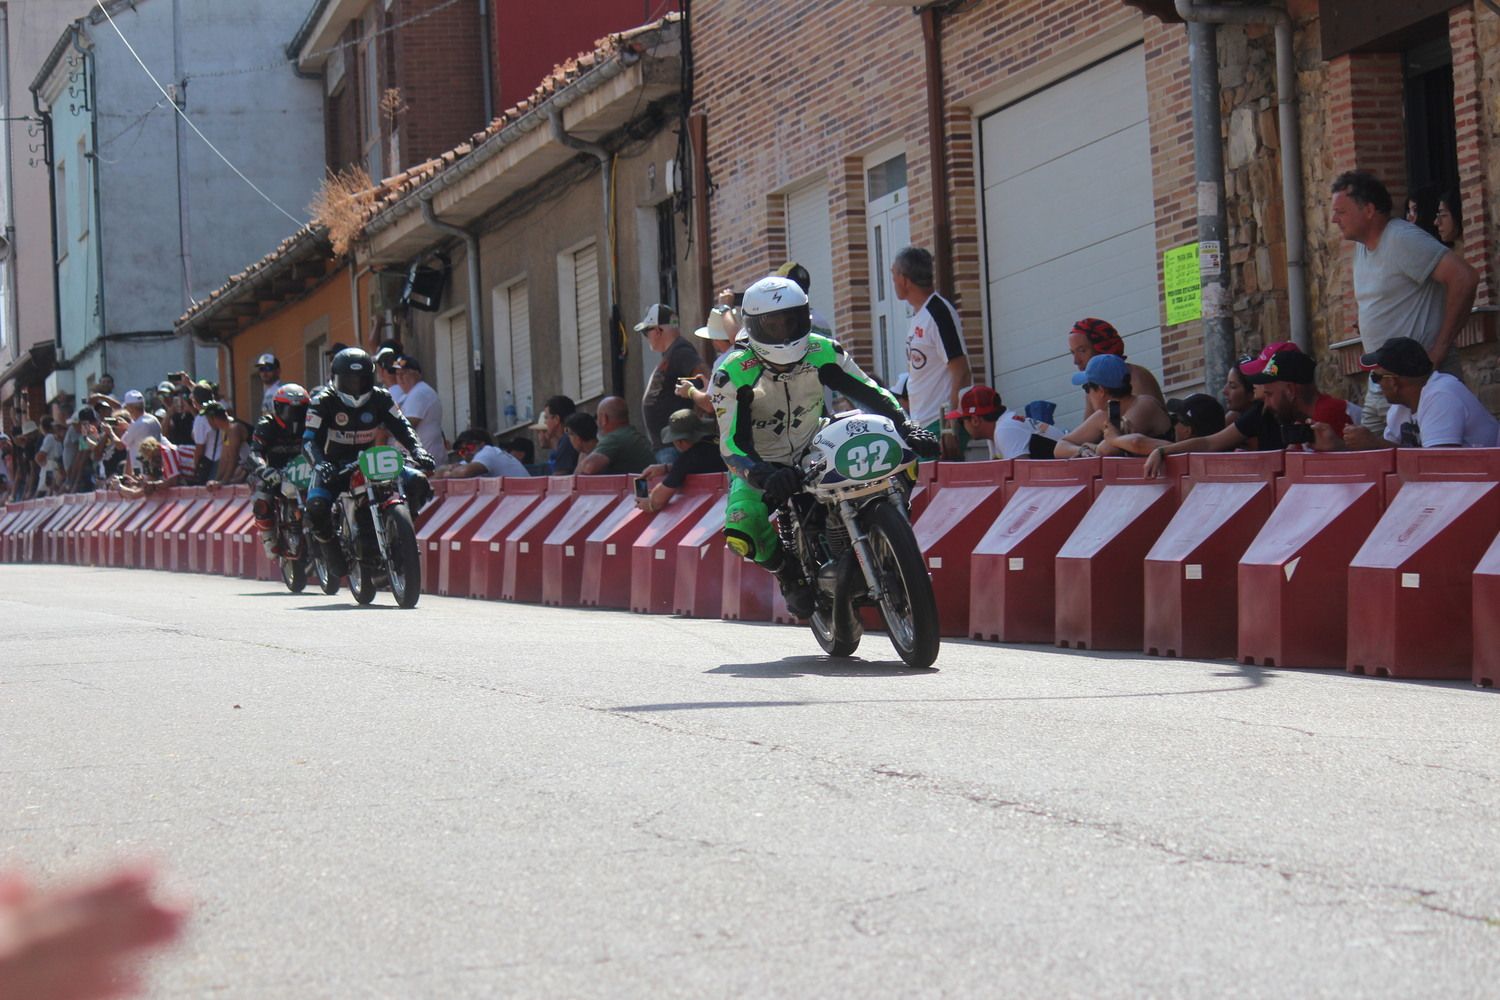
[119,390,163,473]
[946,384,1030,460]
[1332,170,1478,432]
[393,355,446,463]
[255,353,283,416]
[1345,336,1498,449]
[892,246,971,451]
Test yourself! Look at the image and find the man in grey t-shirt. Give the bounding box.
[1331,170,1478,432]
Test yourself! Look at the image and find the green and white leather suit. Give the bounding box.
[709,334,904,564]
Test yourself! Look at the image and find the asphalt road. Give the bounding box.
[3,564,1498,998]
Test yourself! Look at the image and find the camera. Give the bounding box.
[1281,422,1314,446]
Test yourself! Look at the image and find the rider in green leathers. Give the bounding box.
[708,275,939,616]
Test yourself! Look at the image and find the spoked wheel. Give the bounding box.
[863,498,940,669]
[280,556,308,593]
[810,605,862,657]
[312,535,342,595]
[383,504,422,609]
[347,554,377,605]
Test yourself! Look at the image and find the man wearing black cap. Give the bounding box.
[255,353,283,416]
[1102,393,1225,456]
[637,303,710,465]
[1345,336,1498,449]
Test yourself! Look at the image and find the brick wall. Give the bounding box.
[692,0,1192,388]
[391,0,488,170]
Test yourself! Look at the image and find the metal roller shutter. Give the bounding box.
[574,245,603,401]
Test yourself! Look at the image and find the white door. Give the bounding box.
[435,312,470,440]
[492,279,533,428]
[866,164,911,385]
[573,244,603,401]
[785,181,835,334]
[979,46,1161,430]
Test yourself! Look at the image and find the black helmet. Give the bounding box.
[331,348,375,408]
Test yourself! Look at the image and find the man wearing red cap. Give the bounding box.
[1066,318,1165,419]
[946,385,1030,460]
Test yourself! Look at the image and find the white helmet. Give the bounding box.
[741,275,812,367]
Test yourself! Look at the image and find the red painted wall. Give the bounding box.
[492,1,668,109]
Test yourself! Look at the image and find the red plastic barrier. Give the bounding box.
[969,459,1100,644]
[907,460,942,521]
[1142,452,1282,658]
[24,498,68,562]
[721,551,774,621]
[78,492,128,566]
[673,496,729,617]
[0,501,34,559]
[630,475,723,615]
[541,476,630,607]
[219,502,261,579]
[466,478,547,600]
[1238,450,1397,668]
[112,498,167,567]
[432,480,503,596]
[72,494,114,566]
[416,479,480,588]
[1054,457,1184,651]
[146,490,204,570]
[1473,533,1500,688]
[44,495,90,564]
[190,487,249,573]
[580,491,655,610]
[9,501,54,562]
[501,477,578,603]
[913,460,1010,637]
[171,491,233,572]
[1346,449,1500,680]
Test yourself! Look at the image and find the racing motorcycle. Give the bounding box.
[777,412,940,669]
[267,455,316,593]
[326,445,424,608]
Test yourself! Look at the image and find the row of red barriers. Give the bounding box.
[4,451,1498,685]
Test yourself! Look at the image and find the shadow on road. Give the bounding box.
[292,603,404,611]
[707,654,936,679]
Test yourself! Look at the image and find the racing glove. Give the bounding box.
[411,449,437,473]
[748,462,802,510]
[900,422,942,460]
[257,466,282,488]
[314,461,338,484]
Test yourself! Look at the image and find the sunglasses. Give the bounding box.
[1368,371,1396,385]
[1080,383,1100,393]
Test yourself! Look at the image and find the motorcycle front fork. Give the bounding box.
[838,499,885,602]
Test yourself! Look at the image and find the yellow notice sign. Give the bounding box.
[1163,242,1202,326]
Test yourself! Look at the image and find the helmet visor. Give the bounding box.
[334,369,374,400]
[747,308,809,346]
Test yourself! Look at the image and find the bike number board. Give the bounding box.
[281,456,314,491]
[357,446,406,482]
[833,432,900,481]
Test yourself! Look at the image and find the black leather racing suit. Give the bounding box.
[302,384,433,542]
[249,413,306,533]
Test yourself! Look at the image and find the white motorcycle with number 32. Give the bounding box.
[781,411,941,669]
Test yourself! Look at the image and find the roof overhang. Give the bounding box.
[0,342,58,390]
[292,0,364,71]
[361,49,679,265]
[176,229,339,343]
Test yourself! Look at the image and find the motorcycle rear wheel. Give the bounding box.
[384,504,422,609]
[811,606,861,657]
[348,553,377,605]
[864,497,940,669]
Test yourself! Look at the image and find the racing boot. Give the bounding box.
[260,530,279,560]
[767,551,814,620]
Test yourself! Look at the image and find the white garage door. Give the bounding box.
[785,181,835,335]
[979,46,1161,430]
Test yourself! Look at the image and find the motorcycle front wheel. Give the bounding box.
[383,504,422,609]
[863,497,940,669]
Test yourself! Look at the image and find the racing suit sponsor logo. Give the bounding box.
[305,411,322,429]
[335,412,349,426]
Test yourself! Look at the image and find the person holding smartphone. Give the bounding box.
[1049,354,1170,458]
[634,409,725,513]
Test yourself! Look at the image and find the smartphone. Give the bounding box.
[1281,422,1314,446]
[633,476,650,499]
[731,291,745,308]
[1107,400,1121,429]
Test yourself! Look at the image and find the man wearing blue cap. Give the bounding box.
[1050,353,1171,458]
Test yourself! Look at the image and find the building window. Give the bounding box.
[1402,34,1457,202]
[655,201,678,314]
[557,241,603,402]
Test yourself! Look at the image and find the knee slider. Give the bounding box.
[724,529,755,560]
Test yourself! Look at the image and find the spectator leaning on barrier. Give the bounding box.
[1331,170,1479,433]
[1343,336,1499,449]
[201,401,253,485]
[1051,354,1171,458]
[563,411,598,463]
[636,408,726,513]
[119,390,163,474]
[535,395,579,474]
[1067,317,1166,414]
[434,428,531,479]
[577,397,653,476]
[1102,393,1226,457]
[947,385,1031,460]
[120,436,185,496]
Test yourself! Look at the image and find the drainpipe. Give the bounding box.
[551,108,622,395]
[72,29,108,379]
[421,195,488,428]
[1183,20,1235,397]
[689,111,713,334]
[1174,0,1310,356]
[477,0,495,123]
[919,5,953,297]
